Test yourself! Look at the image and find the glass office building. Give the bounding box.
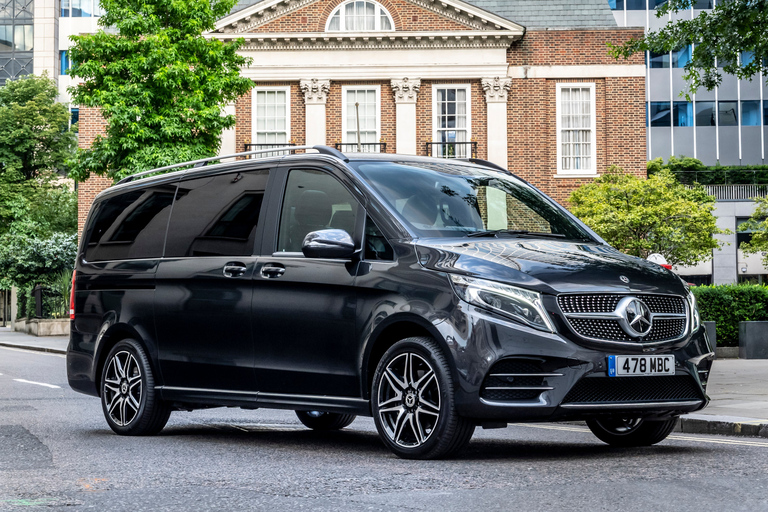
[611,0,768,165]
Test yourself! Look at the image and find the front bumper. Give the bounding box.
[447,305,713,423]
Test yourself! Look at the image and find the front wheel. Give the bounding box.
[101,339,171,436]
[586,417,678,447]
[371,337,475,460]
[295,410,356,431]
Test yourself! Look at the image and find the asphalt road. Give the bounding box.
[2,346,768,512]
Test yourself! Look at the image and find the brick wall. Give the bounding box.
[252,0,471,33]
[76,107,111,235]
[508,28,645,67]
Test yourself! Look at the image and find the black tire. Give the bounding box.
[295,411,356,431]
[586,417,678,447]
[100,339,171,436]
[371,337,475,460]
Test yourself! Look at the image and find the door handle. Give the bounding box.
[223,263,247,278]
[261,264,286,279]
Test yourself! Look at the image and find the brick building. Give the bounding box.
[77,0,646,231]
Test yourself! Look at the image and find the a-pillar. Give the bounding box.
[482,77,512,168]
[300,79,331,146]
[391,78,421,155]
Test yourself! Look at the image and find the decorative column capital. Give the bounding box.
[391,78,421,104]
[482,77,512,103]
[300,78,331,105]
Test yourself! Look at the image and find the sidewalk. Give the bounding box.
[1,326,766,437]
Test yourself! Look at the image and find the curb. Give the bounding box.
[0,342,67,355]
[678,414,768,438]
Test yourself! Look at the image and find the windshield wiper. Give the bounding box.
[466,230,567,239]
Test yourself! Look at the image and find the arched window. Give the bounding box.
[326,0,394,32]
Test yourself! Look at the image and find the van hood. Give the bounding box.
[414,238,687,296]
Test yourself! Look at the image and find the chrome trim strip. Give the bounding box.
[484,386,554,391]
[560,400,703,409]
[480,396,548,407]
[490,373,563,377]
[689,352,715,366]
[156,386,369,405]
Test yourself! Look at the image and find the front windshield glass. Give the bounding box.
[352,160,596,241]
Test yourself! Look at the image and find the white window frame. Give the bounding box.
[341,85,381,151]
[556,82,597,176]
[325,0,395,32]
[251,86,291,150]
[431,84,472,159]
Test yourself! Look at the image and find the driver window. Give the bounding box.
[277,169,360,253]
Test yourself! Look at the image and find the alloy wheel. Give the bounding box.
[377,352,441,448]
[103,350,143,427]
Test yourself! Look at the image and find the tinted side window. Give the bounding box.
[165,170,269,257]
[365,216,394,261]
[277,169,360,253]
[84,185,176,262]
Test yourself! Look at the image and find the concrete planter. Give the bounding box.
[12,317,27,333]
[739,321,768,359]
[24,318,70,337]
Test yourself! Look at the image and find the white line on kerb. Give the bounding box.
[13,379,61,389]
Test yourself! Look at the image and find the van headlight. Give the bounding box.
[449,275,556,333]
[687,291,701,332]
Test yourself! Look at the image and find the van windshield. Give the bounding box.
[351,160,596,241]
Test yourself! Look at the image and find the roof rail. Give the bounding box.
[461,158,510,173]
[115,145,348,185]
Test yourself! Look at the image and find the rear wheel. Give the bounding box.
[101,339,171,436]
[295,410,356,431]
[371,337,475,460]
[586,416,677,447]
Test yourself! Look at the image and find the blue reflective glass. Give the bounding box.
[693,0,712,7]
[626,0,646,9]
[649,51,670,68]
[650,102,671,127]
[741,51,755,66]
[673,102,693,127]
[696,101,716,126]
[764,100,768,127]
[70,108,79,126]
[742,101,760,126]
[60,50,68,75]
[718,101,738,126]
[608,0,624,8]
[673,45,692,68]
[652,0,667,8]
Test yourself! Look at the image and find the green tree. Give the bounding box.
[608,0,768,98]
[738,195,768,266]
[0,74,77,180]
[570,166,726,266]
[68,0,254,182]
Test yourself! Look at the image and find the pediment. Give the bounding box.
[214,0,524,35]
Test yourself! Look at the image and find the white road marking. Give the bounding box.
[0,346,65,357]
[13,379,61,389]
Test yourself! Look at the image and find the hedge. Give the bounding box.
[691,284,768,347]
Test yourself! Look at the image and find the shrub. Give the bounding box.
[692,284,768,346]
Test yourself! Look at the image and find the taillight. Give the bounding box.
[69,270,76,320]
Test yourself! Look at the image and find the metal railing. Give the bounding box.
[334,142,387,153]
[244,143,297,158]
[652,169,768,186]
[425,141,478,159]
[696,184,768,201]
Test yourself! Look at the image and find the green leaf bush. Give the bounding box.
[692,284,768,346]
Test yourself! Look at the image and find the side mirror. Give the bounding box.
[302,229,356,259]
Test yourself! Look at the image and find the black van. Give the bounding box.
[67,146,714,459]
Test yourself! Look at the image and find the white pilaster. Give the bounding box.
[219,103,237,158]
[391,78,420,155]
[482,77,511,168]
[300,78,330,146]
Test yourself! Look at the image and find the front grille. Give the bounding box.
[479,358,556,403]
[562,375,703,404]
[557,294,688,344]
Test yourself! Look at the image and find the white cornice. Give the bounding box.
[211,30,520,50]
[214,0,525,34]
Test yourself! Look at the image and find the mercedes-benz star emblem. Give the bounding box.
[620,275,630,284]
[616,296,653,337]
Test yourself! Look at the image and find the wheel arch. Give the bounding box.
[361,314,456,401]
[93,322,156,396]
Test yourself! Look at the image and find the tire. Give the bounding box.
[100,339,171,436]
[295,411,356,431]
[586,416,678,447]
[371,337,475,460]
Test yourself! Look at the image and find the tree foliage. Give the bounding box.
[608,0,768,98]
[0,232,78,290]
[738,195,768,266]
[570,166,726,266]
[0,74,77,180]
[68,0,254,181]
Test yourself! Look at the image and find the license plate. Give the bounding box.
[608,355,675,377]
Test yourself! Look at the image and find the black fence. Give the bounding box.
[425,141,478,159]
[334,143,387,153]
